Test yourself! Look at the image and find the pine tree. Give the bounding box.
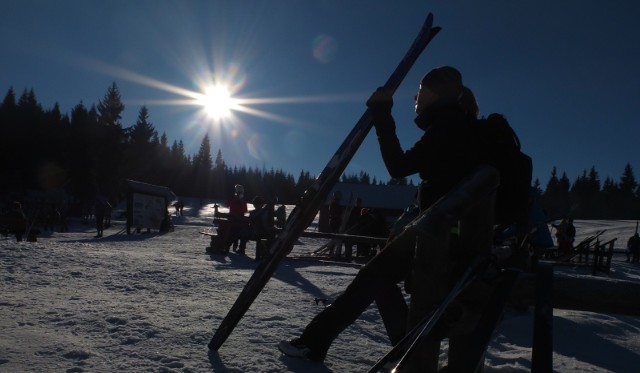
[193,134,213,171]
[192,134,213,197]
[97,82,125,127]
[570,169,601,218]
[1,87,17,116]
[129,106,156,146]
[619,163,638,218]
[127,106,158,181]
[601,177,619,218]
[0,87,19,191]
[533,178,543,195]
[94,83,127,197]
[542,167,570,218]
[214,149,226,170]
[619,163,637,197]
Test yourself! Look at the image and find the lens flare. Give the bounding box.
[312,34,338,64]
[247,133,266,160]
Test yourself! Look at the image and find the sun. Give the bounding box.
[198,84,235,120]
[81,58,357,129]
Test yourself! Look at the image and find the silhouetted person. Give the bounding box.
[94,197,106,238]
[627,232,640,263]
[279,67,481,366]
[8,201,27,242]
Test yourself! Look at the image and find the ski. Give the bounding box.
[362,164,501,370]
[208,13,441,351]
[375,250,522,371]
[284,255,366,269]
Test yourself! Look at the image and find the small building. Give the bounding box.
[125,180,176,234]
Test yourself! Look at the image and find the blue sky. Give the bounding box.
[2,1,639,187]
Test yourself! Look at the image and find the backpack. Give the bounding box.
[474,113,533,226]
[250,204,275,238]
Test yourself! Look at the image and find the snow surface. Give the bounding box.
[2,199,640,372]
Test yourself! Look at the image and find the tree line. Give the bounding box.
[538,164,639,220]
[0,83,387,207]
[0,83,638,219]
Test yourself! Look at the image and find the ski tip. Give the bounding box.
[426,12,433,23]
[423,12,434,30]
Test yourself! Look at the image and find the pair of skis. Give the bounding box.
[373,223,536,372]
[208,12,441,351]
[368,259,520,372]
[367,257,486,372]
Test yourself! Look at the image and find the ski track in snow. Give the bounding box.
[1,200,639,372]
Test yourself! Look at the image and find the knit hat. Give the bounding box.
[420,66,463,104]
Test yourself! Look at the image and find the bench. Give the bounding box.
[203,212,388,259]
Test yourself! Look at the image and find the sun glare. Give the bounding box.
[81,57,360,131]
[199,85,235,120]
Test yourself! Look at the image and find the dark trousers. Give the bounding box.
[299,233,415,357]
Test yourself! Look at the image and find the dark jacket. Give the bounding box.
[374,105,476,211]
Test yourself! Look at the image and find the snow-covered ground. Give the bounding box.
[1,199,639,372]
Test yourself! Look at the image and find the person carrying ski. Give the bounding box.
[278,66,481,363]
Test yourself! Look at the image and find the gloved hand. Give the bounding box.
[366,87,393,115]
[367,87,395,136]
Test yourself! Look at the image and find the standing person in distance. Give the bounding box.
[627,231,640,263]
[94,196,106,238]
[7,201,27,242]
[226,184,248,254]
